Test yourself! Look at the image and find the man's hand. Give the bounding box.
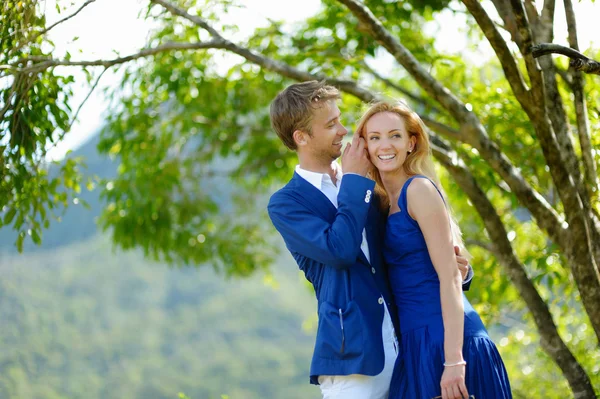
[454,245,470,281]
[341,133,372,177]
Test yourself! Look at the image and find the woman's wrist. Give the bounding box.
[444,359,467,367]
[444,348,464,364]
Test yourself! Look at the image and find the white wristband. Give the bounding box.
[443,360,467,367]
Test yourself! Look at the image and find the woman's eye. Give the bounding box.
[393,134,401,138]
[369,136,379,141]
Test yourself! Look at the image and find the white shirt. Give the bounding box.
[295,162,371,262]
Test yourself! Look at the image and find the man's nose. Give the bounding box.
[338,125,348,136]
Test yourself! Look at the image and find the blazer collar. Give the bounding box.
[290,172,337,219]
[294,162,343,192]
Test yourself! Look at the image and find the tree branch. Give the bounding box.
[44,67,109,158]
[465,239,493,252]
[555,64,573,89]
[9,41,228,74]
[0,76,18,121]
[528,41,600,298]
[530,4,585,213]
[360,61,444,115]
[523,0,542,42]
[336,0,471,122]
[421,116,461,140]
[564,0,600,270]
[149,0,222,38]
[564,0,598,193]
[489,0,522,46]
[432,146,596,397]
[509,5,600,307]
[531,44,600,75]
[538,0,556,43]
[27,0,97,48]
[148,0,378,102]
[461,0,533,112]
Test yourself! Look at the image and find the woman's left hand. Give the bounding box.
[440,363,469,399]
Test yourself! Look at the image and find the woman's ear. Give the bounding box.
[409,135,417,152]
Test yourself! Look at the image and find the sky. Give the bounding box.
[43,0,598,160]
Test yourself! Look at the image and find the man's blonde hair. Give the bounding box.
[270,81,340,150]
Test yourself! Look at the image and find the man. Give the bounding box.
[267,81,471,398]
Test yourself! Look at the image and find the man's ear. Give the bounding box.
[293,130,308,147]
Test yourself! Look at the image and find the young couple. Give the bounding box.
[267,81,512,399]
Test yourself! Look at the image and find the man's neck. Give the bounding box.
[298,155,338,182]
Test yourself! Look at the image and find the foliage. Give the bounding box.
[0,0,88,252]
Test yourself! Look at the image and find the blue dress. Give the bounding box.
[385,175,512,399]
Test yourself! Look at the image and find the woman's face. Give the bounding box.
[364,111,415,174]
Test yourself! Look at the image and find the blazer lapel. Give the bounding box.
[290,172,337,221]
[365,201,383,269]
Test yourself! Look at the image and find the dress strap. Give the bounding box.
[398,175,447,216]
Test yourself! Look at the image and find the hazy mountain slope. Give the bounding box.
[0,234,320,399]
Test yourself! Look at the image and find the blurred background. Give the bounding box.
[1,0,599,398]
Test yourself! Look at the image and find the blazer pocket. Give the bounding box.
[316,300,364,360]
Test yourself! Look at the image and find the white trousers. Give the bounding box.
[318,301,398,399]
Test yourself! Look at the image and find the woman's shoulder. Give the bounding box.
[406,176,444,209]
[406,175,438,195]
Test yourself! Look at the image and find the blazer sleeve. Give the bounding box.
[462,265,474,291]
[268,174,375,270]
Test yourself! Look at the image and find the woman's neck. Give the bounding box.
[380,168,410,203]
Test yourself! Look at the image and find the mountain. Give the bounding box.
[0,134,321,399]
[0,234,320,399]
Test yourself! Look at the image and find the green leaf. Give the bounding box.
[31,229,41,245]
[16,232,24,253]
[3,208,17,225]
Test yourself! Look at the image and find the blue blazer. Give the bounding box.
[268,173,398,384]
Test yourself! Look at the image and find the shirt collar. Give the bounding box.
[295,162,343,190]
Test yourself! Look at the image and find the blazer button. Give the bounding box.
[378,297,384,305]
[371,267,376,274]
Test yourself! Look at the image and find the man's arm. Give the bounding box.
[462,266,474,291]
[268,174,375,269]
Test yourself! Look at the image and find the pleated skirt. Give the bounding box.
[388,326,512,399]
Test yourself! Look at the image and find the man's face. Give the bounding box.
[302,100,348,163]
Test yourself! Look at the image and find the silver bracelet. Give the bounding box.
[443,360,467,367]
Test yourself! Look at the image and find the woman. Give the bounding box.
[355,101,512,399]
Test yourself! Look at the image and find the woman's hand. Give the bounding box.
[440,363,469,399]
